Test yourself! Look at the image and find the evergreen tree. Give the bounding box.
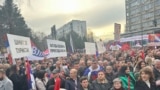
[1,0,31,37]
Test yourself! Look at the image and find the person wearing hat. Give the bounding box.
[110,78,125,90]
[46,69,65,90]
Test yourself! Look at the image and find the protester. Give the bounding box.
[92,71,111,90]
[65,69,80,90]
[0,69,13,90]
[118,65,135,90]
[9,65,27,90]
[79,77,93,90]
[33,63,41,78]
[134,61,146,80]
[35,70,48,90]
[83,60,103,82]
[135,67,156,90]
[105,66,117,85]
[110,78,125,90]
[46,69,65,90]
[153,60,160,89]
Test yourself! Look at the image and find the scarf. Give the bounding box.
[54,77,61,90]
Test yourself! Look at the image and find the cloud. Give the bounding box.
[0,0,126,37]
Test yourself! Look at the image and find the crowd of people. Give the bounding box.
[0,47,160,90]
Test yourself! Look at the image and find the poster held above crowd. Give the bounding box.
[7,34,32,59]
[96,41,106,54]
[47,39,67,58]
[85,42,96,55]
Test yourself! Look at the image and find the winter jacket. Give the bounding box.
[92,79,111,90]
[65,78,81,90]
[105,72,117,85]
[135,80,156,90]
[0,77,13,90]
[46,77,65,90]
[83,65,104,82]
[35,78,46,90]
[9,73,27,90]
[119,72,136,90]
[79,84,93,90]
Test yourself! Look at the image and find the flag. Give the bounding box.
[70,34,74,53]
[121,43,130,51]
[26,60,32,89]
[140,51,145,60]
[43,49,49,56]
[27,40,49,60]
[4,34,15,64]
[54,77,61,90]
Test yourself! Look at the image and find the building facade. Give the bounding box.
[56,20,87,39]
[121,0,160,38]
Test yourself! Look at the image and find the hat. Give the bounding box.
[52,69,60,74]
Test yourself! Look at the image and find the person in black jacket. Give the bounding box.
[46,69,65,90]
[65,69,81,90]
[105,66,117,85]
[79,77,93,90]
[153,60,160,89]
[92,71,111,90]
[9,65,27,90]
[135,67,156,90]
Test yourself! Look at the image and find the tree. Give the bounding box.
[1,0,31,37]
[60,30,86,50]
[30,31,47,51]
[0,0,32,48]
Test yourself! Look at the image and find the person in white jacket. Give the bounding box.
[0,69,13,90]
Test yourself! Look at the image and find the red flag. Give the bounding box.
[54,77,61,90]
[25,60,32,89]
[8,54,13,65]
[121,43,130,51]
[140,51,145,60]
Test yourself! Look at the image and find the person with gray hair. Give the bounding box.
[153,60,160,89]
[110,78,125,90]
[0,69,13,90]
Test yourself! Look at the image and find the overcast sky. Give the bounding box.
[1,0,126,40]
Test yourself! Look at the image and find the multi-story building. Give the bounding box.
[121,0,160,38]
[56,20,87,39]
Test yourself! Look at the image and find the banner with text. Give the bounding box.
[47,39,67,58]
[85,42,96,55]
[7,34,32,59]
[96,42,106,53]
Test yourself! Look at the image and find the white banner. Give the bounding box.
[96,42,106,53]
[110,45,120,51]
[85,42,96,55]
[47,39,67,58]
[7,34,32,59]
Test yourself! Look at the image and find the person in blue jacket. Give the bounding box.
[83,60,104,83]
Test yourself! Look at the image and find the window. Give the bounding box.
[131,0,139,7]
[142,13,154,19]
[155,0,160,6]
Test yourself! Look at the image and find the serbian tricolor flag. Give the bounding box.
[54,77,61,90]
[3,34,15,64]
[26,61,32,89]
